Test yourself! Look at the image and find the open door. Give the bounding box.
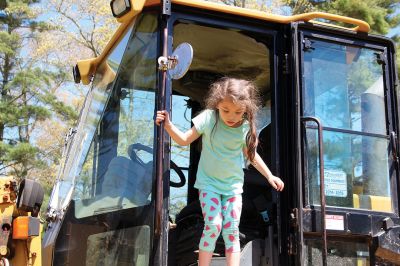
[164,10,283,265]
[295,23,400,265]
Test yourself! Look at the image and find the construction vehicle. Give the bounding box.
[0,177,44,266]
[40,0,400,265]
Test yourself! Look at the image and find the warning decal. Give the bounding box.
[326,214,344,231]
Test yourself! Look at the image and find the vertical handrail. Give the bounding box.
[301,116,327,266]
[155,17,169,238]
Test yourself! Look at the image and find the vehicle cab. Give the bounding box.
[42,0,400,265]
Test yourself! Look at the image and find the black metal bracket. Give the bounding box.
[390,132,399,170]
[373,226,400,265]
[375,52,387,66]
[303,38,315,52]
[162,0,171,16]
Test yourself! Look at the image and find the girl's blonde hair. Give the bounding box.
[204,77,261,162]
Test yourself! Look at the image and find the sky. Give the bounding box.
[388,6,400,37]
[389,25,400,37]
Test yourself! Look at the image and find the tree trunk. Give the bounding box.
[0,54,11,142]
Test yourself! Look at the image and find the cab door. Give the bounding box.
[294,23,399,265]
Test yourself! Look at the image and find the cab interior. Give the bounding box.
[167,21,276,265]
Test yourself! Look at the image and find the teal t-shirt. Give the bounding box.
[192,109,249,195]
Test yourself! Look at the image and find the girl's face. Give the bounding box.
[217,98,246,127]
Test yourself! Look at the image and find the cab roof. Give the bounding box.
[76,0,370,84]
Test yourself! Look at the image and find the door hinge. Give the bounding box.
[162,0,171,15]
[288,209,299,255]
[375,52,387,66]
[283,54,290,74]
[303,38,315,52]
[290,208,298,228]
[287,233,297,255]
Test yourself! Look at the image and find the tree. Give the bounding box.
[26,0,118,214]
[44,0,117,60]
[29,0,117,175]
[282,0,400,35]
[284,1,400,59]
[328,0,399,35]
[0,0,77,181]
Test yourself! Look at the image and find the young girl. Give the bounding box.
[155,77,284,266]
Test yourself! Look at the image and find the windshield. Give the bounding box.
[73,13,158,218]
[49,12,158,266]
[47,23,133,214]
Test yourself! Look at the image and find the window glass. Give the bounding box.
[107,27,133,72]
[169,95,192,221]
[86,226,150,266]
[302,39,392,212]
[304,239,369,265]
[73,13,158,218]
[305,129,392,211]
[51,21,134,212]
[303,41,386,134]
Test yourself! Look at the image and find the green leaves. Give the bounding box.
[282,0,400,35]
[39,92,78,121]
[0,141,39,178]
[0,31,20,56]
[0,101,50,125]
[326,0,397,34]
[0,0,78,181]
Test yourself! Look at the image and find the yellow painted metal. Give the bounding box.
[357,258,368,266]
[0,177,17,260]
[77,59,97,85]
[11,230,42,266]
[353,194,360,209]
[77,0,370,85]
[0,177,42,266]
[369,195,392,213]
[77,15,136,85]
[116,0,148,24]
[170,0,370,32]
[353,194,392,212]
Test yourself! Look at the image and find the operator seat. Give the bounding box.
[100,144,153,205]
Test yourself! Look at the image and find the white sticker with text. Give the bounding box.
[326,214,344,231]
[324,169,347,197]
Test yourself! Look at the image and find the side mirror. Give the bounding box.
[158,42,193,80]
[17,179,44,217]
[169,43,193,79]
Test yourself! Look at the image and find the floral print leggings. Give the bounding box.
[198,190,242,253]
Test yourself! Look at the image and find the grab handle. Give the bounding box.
[301,116,327,266]
[294,12,370,33]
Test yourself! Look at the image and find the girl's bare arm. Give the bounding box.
[155,110,201,146]
[243,147,284,191]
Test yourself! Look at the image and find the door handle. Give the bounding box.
[301,116,327,266]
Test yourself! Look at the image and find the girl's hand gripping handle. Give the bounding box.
[155,110,171,126]
[154,110,200,146]
[267,175,284,192]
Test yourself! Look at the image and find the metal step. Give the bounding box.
[209,239,264,266]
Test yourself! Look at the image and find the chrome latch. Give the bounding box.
[157,56,178,71]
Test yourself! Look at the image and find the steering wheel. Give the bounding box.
[128,143,186,188]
